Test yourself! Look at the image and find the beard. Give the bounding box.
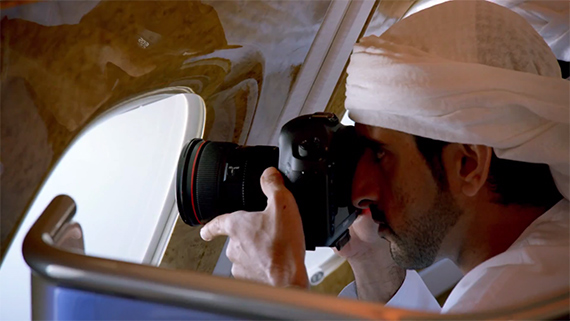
[372,187,463,270]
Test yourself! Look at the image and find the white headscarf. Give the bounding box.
[403,0,570,61]
[346,0,570,199]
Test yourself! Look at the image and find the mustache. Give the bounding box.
[369,205,387,225]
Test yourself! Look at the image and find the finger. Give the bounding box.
[260,167,286,197]
[225,240,242,263]
[200,213,233,241]
[231,264,250,281]
[260,167,296,211]
[231,264,265,283]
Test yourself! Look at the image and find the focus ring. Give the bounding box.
[195,142,235,223]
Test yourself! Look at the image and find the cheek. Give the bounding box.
[384,157,438,225]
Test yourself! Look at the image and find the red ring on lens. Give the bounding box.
[190,141,207,225]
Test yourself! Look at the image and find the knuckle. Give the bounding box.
[224,211,246,234]
[224,219,235,235]
[225,241,242,263]
[226,246,237,263]
[231,265,241,279]
[210,216,223,232]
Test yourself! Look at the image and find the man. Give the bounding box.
[200,1,569,313]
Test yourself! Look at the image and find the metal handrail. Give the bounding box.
[22,195,570,320]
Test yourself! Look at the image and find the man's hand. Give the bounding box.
[335,211,406,303]
[335,209,390,261]
[200,167,309,288]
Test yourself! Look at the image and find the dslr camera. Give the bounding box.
[176,112,362,250]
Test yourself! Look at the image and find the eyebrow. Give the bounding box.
[360,137,386,152]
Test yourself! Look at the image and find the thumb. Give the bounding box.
[260,167,286,197]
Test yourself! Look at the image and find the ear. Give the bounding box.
[451,145,493,197]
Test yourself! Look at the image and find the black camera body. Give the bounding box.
[278,113,359,249]
[176,112,361,250]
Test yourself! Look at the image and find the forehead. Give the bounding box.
[355,123,416,146]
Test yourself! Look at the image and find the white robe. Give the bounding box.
[339,199,569,313]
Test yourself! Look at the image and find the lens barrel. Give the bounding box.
[176,139,278,226]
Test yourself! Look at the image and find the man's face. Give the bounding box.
[352,124,463,269]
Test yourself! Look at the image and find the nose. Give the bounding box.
[351,150,381,209]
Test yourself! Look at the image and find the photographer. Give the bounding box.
[200,1,569,313]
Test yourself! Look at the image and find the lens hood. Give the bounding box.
[176,138,207,226]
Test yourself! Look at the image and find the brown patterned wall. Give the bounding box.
[1,1,331,263]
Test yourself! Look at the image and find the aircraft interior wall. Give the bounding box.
[1,0,568,320]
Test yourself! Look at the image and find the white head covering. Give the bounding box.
[402,0,570,61]
[346,0,570,199]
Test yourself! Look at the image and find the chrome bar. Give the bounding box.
[22,195,569,320]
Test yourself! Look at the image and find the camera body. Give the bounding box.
[176,112,361,250]
[278,113,359,249]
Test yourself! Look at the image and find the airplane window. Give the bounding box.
[1,0,333,280]
[1,0,332,262]
[0,92,205,321]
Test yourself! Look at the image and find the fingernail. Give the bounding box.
[200,228,209,241]
[265,167,279,176]
[262,167,280,182]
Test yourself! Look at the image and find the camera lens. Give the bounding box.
[176,138,278,226]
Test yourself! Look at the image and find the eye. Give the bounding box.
[373,148,386,163]
[359,138,387,164]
